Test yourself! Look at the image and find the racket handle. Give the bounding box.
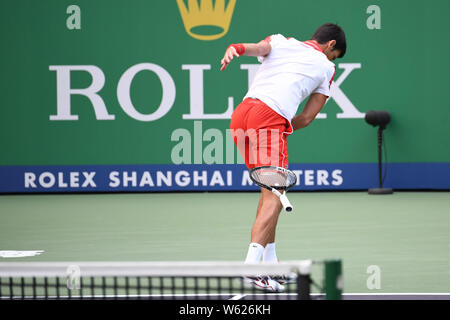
[279,192,293,213]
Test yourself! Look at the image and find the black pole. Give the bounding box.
[368,126,393,195]
[297,274,311,300]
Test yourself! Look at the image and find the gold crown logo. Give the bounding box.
[177,0,236,41]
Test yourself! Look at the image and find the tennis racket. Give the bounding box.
[249,166,297,213]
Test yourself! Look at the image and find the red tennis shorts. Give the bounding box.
[230,98,293,169]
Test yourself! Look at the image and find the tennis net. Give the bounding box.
[0,260,342,300]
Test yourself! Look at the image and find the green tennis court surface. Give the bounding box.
[0,191,449,295]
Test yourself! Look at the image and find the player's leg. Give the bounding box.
[251,187,282,247]
[242,191,289,291]
[252,192,281,263]
[243,189,284,292]
[258,193,280,263]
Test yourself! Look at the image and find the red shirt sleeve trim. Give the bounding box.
[303,40,324,53]
[329,66,336,89]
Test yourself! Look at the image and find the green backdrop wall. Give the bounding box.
[0,0,449,192]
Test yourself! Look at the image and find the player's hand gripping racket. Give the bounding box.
[250,166,297,213]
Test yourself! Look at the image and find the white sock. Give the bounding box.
[244,242,264,264]
[262,242,278,263]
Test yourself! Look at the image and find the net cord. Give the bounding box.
[0,261,312,278]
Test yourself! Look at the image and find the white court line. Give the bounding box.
[0,251,44,258]
[343,293,450,296]
[227,293,450,300]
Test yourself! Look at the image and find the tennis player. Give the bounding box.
[221,23,346,291]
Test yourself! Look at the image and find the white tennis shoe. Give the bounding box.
[244,276,285,292]
[271,274,297,285]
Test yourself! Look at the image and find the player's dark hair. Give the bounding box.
[311,23,346,58]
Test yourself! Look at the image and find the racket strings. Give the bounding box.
[251,169,296,188]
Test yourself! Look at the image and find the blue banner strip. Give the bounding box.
[0,163,449,193]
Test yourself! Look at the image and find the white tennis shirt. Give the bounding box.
[244,34,336,123]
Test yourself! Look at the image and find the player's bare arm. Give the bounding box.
[291,93,328,131]
[220,40,271,71]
